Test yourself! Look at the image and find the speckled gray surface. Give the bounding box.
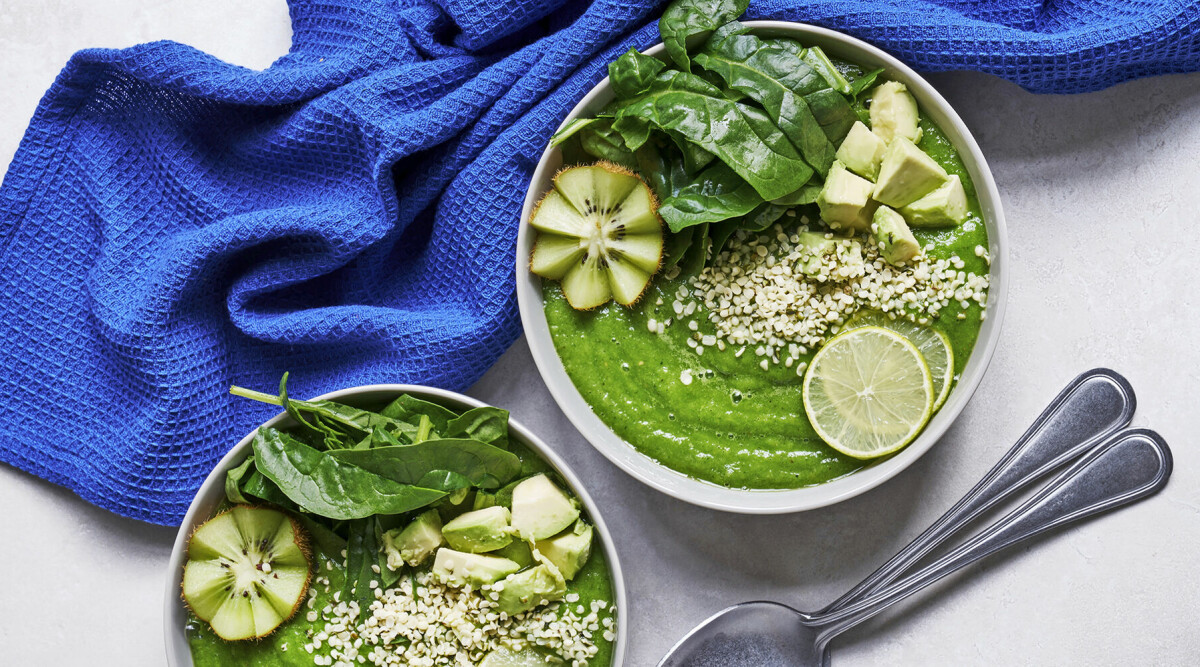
[1,1,1198,665]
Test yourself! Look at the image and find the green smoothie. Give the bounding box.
[185,441,618,666]
[543,118,990,489]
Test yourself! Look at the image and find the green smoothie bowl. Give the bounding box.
[516,19,1007,513]
[164,382,627,667]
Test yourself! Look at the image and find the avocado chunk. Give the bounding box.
[441,506,513,554]
[510,474,579,541]
[495,564,567,616]
[382,509,443,569]
[794,232,865,280]
[494,540,536,569]
[816,161,878,232]
[900,174,968,227]
[873,137,947,208]
[535,520,593,581]
[873,206,921,265]
[869,81,921,144]
[836,121,887,180]
[431,548,520,588]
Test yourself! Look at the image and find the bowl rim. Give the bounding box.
[515,20,1009,514]
[163,384,629,666]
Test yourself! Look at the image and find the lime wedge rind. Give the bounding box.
[803,326,934,460]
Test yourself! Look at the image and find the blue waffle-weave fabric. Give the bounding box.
[1,0,1197,525]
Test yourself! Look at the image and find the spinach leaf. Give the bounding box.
[742,202,790,232]
[296,514,348,560]
[613,70,813,200]
[252,427,447,520]
[802,46,852,95]
[381,394,457,433]
[225,457,254,504]
[803,88,857,144]
[578,120,638,168]
[850,68,885,98]
[444,407,510,449]
[635,141,689,203]
[660,0,750,72]
[609,48,666,99]
[330,438,520,491]
[343,518,379,622]
[694,33,837,174]
[239,469,298,509]
[709,219,740,258]
[548,118,598,148]
[662,228,694,271]
[416,470,474,492]
[659,162,764,231]
[678,222,711,276]
[665,132,716,173]
[773,182,823,206]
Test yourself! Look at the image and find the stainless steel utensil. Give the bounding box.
[659,416,1168,666]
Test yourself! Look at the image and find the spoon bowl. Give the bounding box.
[659,428,1171,666]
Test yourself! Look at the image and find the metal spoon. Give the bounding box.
[659,429,1172,666]
[821,368,1135,615]
[657,368,1132,665]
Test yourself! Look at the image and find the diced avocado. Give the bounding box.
[495,564,566,616]
[836,121,887,180]
[873,137,947,208]
[382,509,443,569]
[534,520,593,581]
[510,474,579,541]
[873,206,921,265]
[794,232,864,280]
[473,492,498,511]
[869,81,921,144]
[494,540,536,569]
[441,506,513,554]
[900,174,968,227]
[431,548,520,588]
[816,161,878,232]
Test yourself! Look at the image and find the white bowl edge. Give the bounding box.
[164,385,629,667]
[515,21,1009,514]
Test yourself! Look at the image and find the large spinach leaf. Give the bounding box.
[695,33,837,175]
[660,0,750,72]
[380,394,457,433]
[613,69,812,200]
[609,48,666,98]
[803,88,857,144]
[343,518,379,622]
[801,46,852,95]
[252,427,447,520]
[578,120,638,168]
[444,407,510,449]
[330,438,520,491]
[659,162,763,231]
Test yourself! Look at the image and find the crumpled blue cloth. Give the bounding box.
[1,0,1196,525]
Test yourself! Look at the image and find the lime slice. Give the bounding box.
[480,646,557,667]
[803,326,934,459]
[843,310,954,411]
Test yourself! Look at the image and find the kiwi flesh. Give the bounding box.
[529,161,664,309]
[182,505,312,641]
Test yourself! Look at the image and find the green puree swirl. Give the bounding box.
[543,118,991,489]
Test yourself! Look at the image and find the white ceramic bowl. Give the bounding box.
[164,385,628,666]
[516,21,1008,514]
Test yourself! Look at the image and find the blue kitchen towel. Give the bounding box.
[1,0,1197,525]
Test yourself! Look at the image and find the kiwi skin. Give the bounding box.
[181,504,314,642]
[528,161,665,310]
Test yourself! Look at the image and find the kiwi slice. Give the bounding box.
[182,505,312,641]
[529,161,664,309]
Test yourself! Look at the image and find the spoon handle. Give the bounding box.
[813,428,1172,648]
[821,368,1135,614]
